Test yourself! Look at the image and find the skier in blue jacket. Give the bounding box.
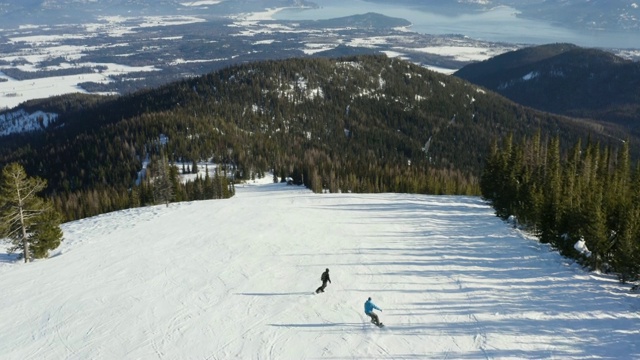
[364,297,382,326]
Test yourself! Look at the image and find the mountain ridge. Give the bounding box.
[453,43,640,132]
[0,55,635,220]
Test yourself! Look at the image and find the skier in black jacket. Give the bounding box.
[315,268,331,293]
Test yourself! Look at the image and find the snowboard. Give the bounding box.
[371,320,384,328]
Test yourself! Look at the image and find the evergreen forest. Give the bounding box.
[481,132,640,283]
[0,55,635,224]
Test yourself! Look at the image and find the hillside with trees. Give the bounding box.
[0,55,635,221]
[481,132,640,283]
[454,43,640,132]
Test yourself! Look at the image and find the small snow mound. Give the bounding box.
[574,238,592,257]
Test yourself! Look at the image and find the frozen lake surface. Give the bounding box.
[275,1,640,49]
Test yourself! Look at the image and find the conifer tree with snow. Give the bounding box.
[0,163,63,262]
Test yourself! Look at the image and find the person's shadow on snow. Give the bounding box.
[268,323,363,328]
[0,253,19,263]
[238,292,311,296]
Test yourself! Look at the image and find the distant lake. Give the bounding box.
[274,0,640,50]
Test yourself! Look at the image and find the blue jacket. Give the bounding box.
[364,299,381,314]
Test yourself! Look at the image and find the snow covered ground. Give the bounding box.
[0,7,517,111]
[1,178,639,359]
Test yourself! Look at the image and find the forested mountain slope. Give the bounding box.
[0,55,634,220]
[454,43,640,131]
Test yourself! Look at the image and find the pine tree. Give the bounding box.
[152,154,175,207]
[169,165,184,202]
[28,205,64,259]
[480,137,512,218]
[0,163,64,262]
[611,162,640,282]
[204,169,214,199]
[583,191,608,271]
[609,141,631,229]
[128,187,141,208]
[557,138,583,254]
[540,136,562,246]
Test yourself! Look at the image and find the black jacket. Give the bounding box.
[321,270,331,283]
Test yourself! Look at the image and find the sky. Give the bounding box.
[1,175,639,359]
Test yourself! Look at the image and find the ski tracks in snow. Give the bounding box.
[453,275,491,359]
[210,290,312,359]
[4,187,639,359]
